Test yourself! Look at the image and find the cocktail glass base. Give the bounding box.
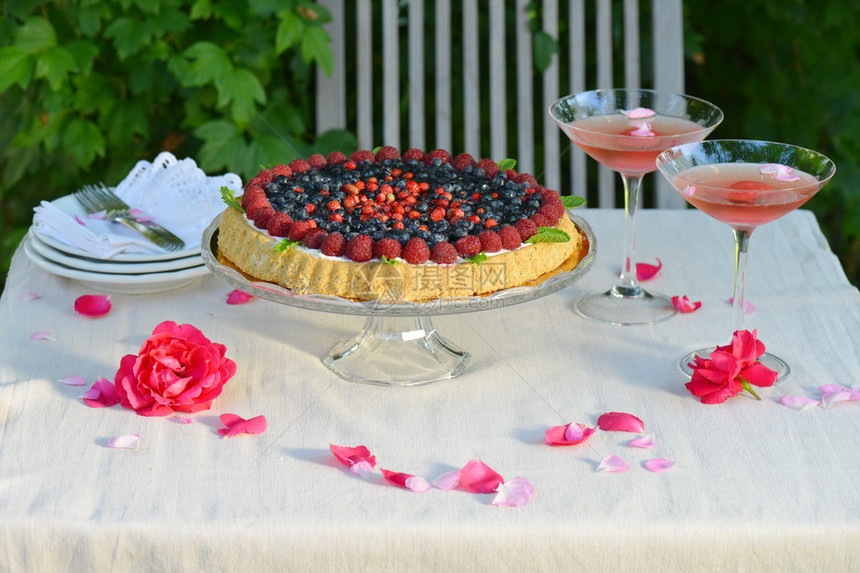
[678,348,791,381]
[574,288,677,326]
[323,316,471,387]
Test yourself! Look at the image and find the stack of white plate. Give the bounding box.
[24,195,209,295]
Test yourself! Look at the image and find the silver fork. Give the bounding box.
[74,183,186,252]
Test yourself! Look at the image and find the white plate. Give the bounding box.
[23,236,209,294]
[28,232,203,274]
[32,194,202,262]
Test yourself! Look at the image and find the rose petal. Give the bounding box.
[491,477,536,507]
[597,455,630,473]
[597,412,645,433]
[329,444,377,471]
[458,459,504,494]
[217,413,267,437]
[628,434,656,449]
[107,434,141,449]
[682,184,696,197]
[73,215,87,226]
[671,295,702,313]
[226,290,255,305]
[128,208,155,223]
[545,422,597,446]
[820,390,858,410]
[58,375,87,386]
[350,460,374,478]
[432,470,461,491]
[622,107,656,119]
[170,414,194,424]
[381,469,431,493]
[74,294,112,317]
[778,395,819,410]
[636,258,663,281]
[728,297,755,313]
[30,331,56,341]
[643,458,677,473]
[82,377,121,408]
[22,292,42,301]
[629,122,656,137]
[760,163,800,182]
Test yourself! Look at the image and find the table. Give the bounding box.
[1,209,858,572]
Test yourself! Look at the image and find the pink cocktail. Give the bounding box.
[657,140,836,377]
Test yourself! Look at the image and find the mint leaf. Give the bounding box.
[525,227,570,244]
[380,255,398,266]
[498,158,516,171]
[220,186,244,212]
[467,252,488,265]
[561,195,586,208]
[274,239,300,252]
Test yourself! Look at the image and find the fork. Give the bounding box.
[74,183,186,252]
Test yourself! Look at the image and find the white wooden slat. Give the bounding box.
[462,0,480,158]
[382,0,399,147]
[314,0,344,136]
[542,0,560,192]
[596,0,616,208]
[356,0,373,148]
[489,1,506,161]
[408,0,426,150]
[435,0,452,151]
[568,0,588,202]
[623,0,640,89]
[515,0,534,175]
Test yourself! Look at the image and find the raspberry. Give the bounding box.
[256,168,275,185]
[345,234,374,262]
[350,149,375,163]
[452,153,476,170]
[498,225,522,250]
[540,188,560,202]
[375,145,401,162]
[327,151,348,164]
[402,148,425,162]
[430,241,458,264]
[287,220,314,241]
[402,237,430,264]
[241,185,266,209]
[530,213,551,227]
[515,218,538,240]
[504,169,518,180]
[307,153,327,168]
[454,235,482,258]
[540,197,566,219]
[373,238,402,260]
[289,159,311,173]
[475,158,500,177]
[516,173,539,187]
[243,196,270,216]
[267,212,294,237]
[249,205,275,228]
[271,164,292,178]
[302,228,327,249]
[478,229,502,253]
[425,149,452,165]
[321,232,346,257]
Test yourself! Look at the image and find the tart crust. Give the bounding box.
[216,207,584,302]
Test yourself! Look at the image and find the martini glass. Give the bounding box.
[656,140,836,377]
[550,89,723,325]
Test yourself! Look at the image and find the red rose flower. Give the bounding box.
[114,321,236,417]
[686,330,778,404]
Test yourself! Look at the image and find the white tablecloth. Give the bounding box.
[1,209,858,572]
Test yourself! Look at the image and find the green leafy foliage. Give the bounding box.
[0,0,353,286]
[525,227,571,244]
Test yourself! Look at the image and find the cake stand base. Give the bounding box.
[323,316,471,387]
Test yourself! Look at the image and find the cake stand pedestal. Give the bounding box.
[201,214,594,387]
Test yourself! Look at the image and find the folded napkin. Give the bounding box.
[32,152,242,258]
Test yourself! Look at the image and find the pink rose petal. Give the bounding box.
[22,292,42,301]
[217,413,267,437]
[226,289,255,305]
[671,295,702,313]
[129,208,155,223]
[644,458,677,473]
[597,412,645,433]
[82,377,121,408]
[74,294,112,317]
[58,375,87,386]
[491,477,536,507]
[778,395,819,410]
[628,434,656,449]
[458,459,504,494]
[170,414,194,424]
[728,297,755,313]
[597,455,630,473]
[329,444,377,473]
[760,163,800,182]
[107,434,141,449]
[87,211,107,220]
[545,422,597,446]
[432,470,461,491]
[629,122,656,137]
[622,107,656,119]
[30,331,56,341]
[350,460,374,478]
[636,258,663,281]
[73,215,87,226]
[819,386,858,409]
[381,469,431,492]
[682,184,696,197]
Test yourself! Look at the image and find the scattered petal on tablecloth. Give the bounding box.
[628,434,656,449]
[226,290,255,305]
[671,295,702,313]
[728,297,755,313]
[30,331,55,341]
[58,375,87,386]
[381,469,432,493]
[22,292,42,301]
[431,470,461,491]
[170,414,194,424]
[74,294,112,317]
[636,258,662,281]
[545,422,597,446]
[330,444,377,477]
[217,413,266,437]
[597,455,630,473]
[597,412,645,433]
[492,477,536,508]
[778,395,819,410]
[107,434,141,449]
[82,377,120,408]
[643,458,677,473]
[819,384,860,409]
[458,459,504,494]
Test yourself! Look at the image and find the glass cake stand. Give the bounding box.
[201,214,595,387]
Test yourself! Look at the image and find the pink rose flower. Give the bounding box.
[114,321,237,417]
[686,330,778,404]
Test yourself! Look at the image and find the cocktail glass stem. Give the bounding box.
[613,173,644,298]
[730,228,751,332]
